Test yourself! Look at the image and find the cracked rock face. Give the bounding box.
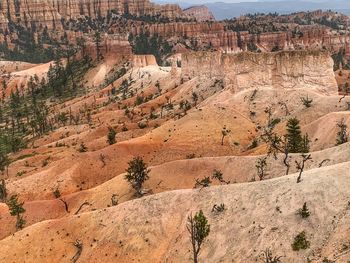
[181,50,338,95]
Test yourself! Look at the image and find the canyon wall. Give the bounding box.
[0,1,349,58]
[132,22,350,55]
[0,0,184,30]
[181,51,338,95]
[85,34,132,60]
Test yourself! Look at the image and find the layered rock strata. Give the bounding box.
[181,50,338,95]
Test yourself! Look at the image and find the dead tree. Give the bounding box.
[296,154,312,183]
[212,204,226,213]
[318,159,330,168]
[262,129,290,175]
[71,239,83,263]
[256,157,268,181]
[264,105,273,127]
[221,127,231,146]
[111,194,118,206]
[74,201,91,215]
[339,94,346,103]
[99,154,106,167]
[278,101,290,116]
[59,198,69,213]
[260,248,282,263]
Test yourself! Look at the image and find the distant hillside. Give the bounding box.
[155,0,350,20]
[206,1,350,20]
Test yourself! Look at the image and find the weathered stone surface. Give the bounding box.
[182,50,338,95]
[183,5,215,22]
[0,0,184,30]
[132,54,158,67]
[85,34,132,60]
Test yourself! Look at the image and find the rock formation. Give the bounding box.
[182,50,338,95]
[132,54,158,67]
[183,5,215,22]
[85,34,132,60]
[0,0,184,30]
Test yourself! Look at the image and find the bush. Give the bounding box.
[53,188,61,198]
[138,122,147,129]
[301,95,313,108]
[107,127,117,145]
[291,231,310,251]
[78,143,87,152]
[194,177,212,188]
[248,138,258,149]
[297,202,310,218]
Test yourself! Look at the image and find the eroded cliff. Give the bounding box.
[0,0,184,30]
[183,5,215,22]
[182,50,338,94]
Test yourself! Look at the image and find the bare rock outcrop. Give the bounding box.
[132,54,158,67]
[183,5,215,22]
[182,50,338,94]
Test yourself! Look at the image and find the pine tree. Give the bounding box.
[93,29,102,61]
[301,133,310,153]
[0,179,7,202]
[107,126,117,145]
[0,153,10,177]
[336,119,348,146]
[187,210,210,263]
[125,157,150,197]
[286,118,303,153]
[7,195,26,230]
[47,59,67,97]
[297,202,310,218]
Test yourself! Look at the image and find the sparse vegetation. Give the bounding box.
[297,202,310,218]
[53,188,61,198]
[260,248,282,263]
[336,119,348,146]
[99,154,106,167]
[192,92,199,106]
[300,95,313,108]
[212,203,226,213]
[194,177,212,189]
[296,154,312,183]
[0,153,10,177]
[286,118,309,153]
[0,179,7,202]
[111,194,118,206]
[107,127,117,145]
[125,157,150,197]
[71,239,83,263]
[212,169,230,184]
[187,210,210,263]
[221,127,231,146]
[291,231,310,251]
[78,143,88,153]
[7,195,26,230]
[256,157,268,181]
[138,122,147,129]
